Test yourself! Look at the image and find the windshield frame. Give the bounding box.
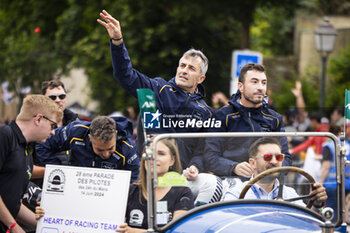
[144,132,343,231]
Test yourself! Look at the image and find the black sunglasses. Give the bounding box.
[48,94,66,101]
[42,116,58,130]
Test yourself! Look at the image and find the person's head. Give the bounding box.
[329,124,341,137]
[238,63,267,108]
[16,95,63,143]
[41,80,67,110]
[89,116,117,160]
[137,137,182,197]
[330,107,344,125]
[175,48,208,94]
[248,137,283,179]
[309,112,322,131]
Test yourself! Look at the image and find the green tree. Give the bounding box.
[0,0,70,111]
[65,0,302,114]
[327,45,350,109]
[2,0,347,116]
[56,0,241,114]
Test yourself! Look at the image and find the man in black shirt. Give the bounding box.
[0,95,62,232]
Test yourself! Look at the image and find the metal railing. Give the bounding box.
[143,132,345,231]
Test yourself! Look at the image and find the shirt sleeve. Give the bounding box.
[110,42,163,98]
[174,187,194,211]
[322,146,332,161]
[123,142,140,183]
[35,122,75,165]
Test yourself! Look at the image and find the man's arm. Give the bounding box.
[35,123,74,165]
[290,137,314,155]
[31,165,45,179]
[16,202,36,228]
[319,161,331,184]
[310,183,327,213]
[0,196,25,233]
[319,146,332,184]
[177,138,204,173]
[0,130,26,232]
[98,10,164,98]
[97,10,123,46]
[291,81,307,124]
[205,137,239,177]
[123,142,140,183]
[205,139,252,177]
[204,110,249,177]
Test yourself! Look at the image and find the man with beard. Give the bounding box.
[221,137,327,212]
[205,63,292,178]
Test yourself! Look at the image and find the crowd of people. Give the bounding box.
[0,9,348,233]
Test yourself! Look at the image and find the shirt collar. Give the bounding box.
[9,120,27,145]
[250,176,280,196]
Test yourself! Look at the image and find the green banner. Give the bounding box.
[346,89,350,119]
[136,89,157,118]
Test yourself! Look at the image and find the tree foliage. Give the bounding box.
[0,0,70,110]
[1,0,349,115]
[58,0,241,114]
[327,45,350,109]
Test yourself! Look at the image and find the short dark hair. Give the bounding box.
[329,124,341,136]
[238,63,265,83]
[309,112,322,123]
[90,116,116,143]
[248,137,281,158]
[331,107,344,116]
[41,80,66,95]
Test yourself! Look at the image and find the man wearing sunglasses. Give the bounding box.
[41,80,78,126]
[222,137,327,211]
[0,95,62,233]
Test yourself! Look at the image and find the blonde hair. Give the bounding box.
[136,137,182,200]
[16,95,63,122]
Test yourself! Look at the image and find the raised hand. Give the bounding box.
[97,10,123,45]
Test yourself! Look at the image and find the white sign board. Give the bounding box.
[36,165,131,233]
[230,50,263,95]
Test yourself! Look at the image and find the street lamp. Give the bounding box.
[314,17,337,114]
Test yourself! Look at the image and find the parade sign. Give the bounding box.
[36,165,131,233]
